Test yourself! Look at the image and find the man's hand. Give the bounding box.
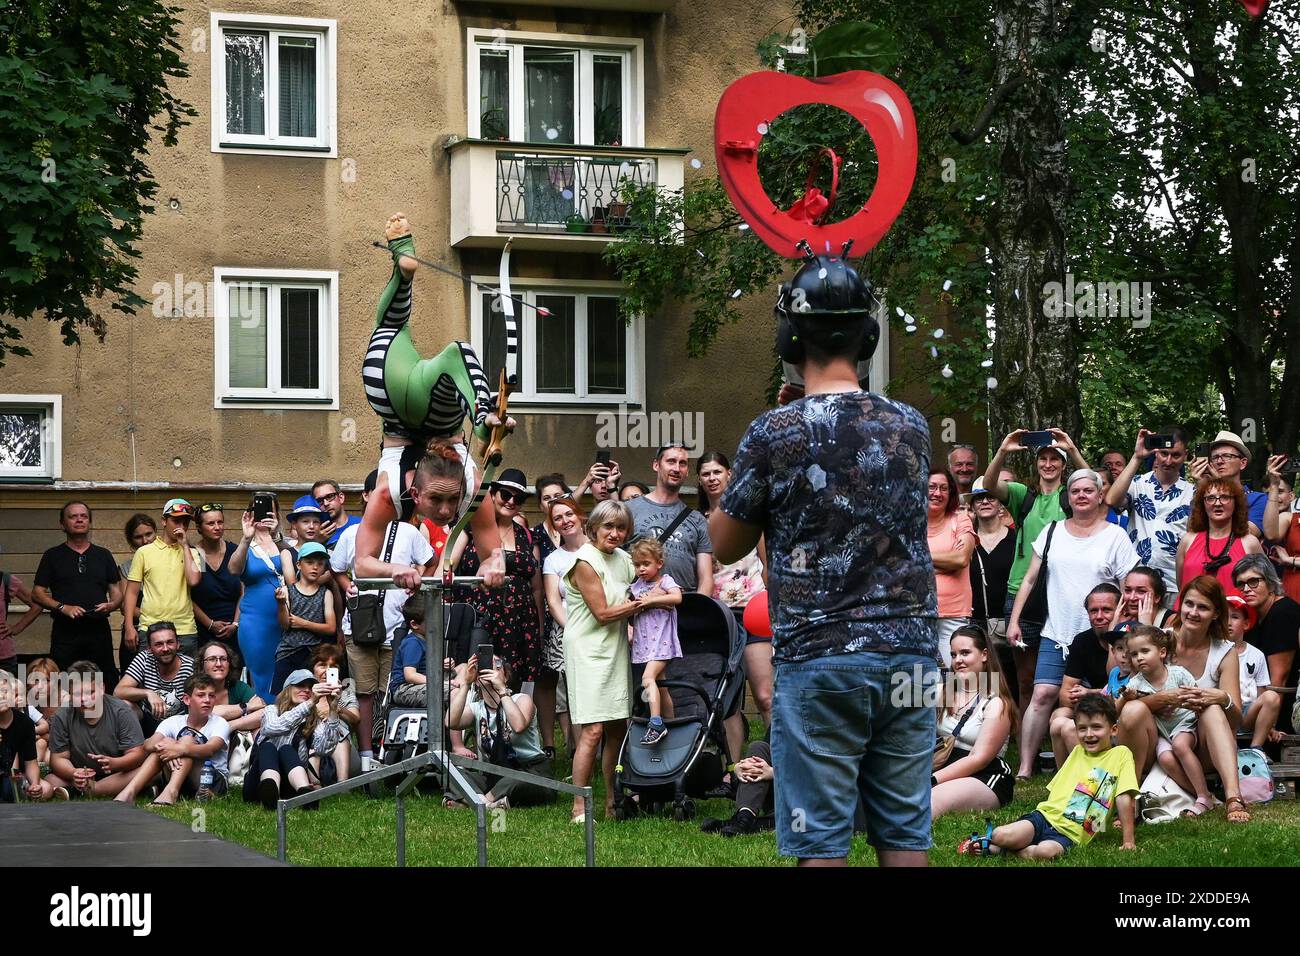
[145,690,166,719]
[87,752,115,775]
[1187,457,1209,481]
[123,627,139,650]
[61,604,87,620]
[999,428,1029,454]
[92,602,114,615]
[319,519,339,540]
[478,549,507,589]
[1068,685,1088,704]
[1048,427,1078,455]
[606,459,622,487]
[154,739,186,761]
[392,566,423,590]
[170,525,188,543]
[211,621,231,640]
[1132,428,1154,461]
[72,767,96,791]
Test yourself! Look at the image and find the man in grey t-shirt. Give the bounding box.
[49,661,146,798]
[625,444,714,595]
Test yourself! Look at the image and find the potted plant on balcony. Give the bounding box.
[564,214,591,233]
[589,206,609,234]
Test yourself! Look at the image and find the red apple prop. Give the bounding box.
[714,70,917,259]
[1239,0,1269,16]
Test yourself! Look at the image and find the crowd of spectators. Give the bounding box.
[3,426,1297,854]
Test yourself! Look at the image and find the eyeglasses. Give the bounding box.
[495,488,529,505]
[1203,494,1232,505]
[198,503,223,513]
[1236,577,1265,591]
[202,655,229,664]
[317,491,342,504]
[1209,453,1243,464]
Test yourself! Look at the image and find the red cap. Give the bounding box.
[1224,591,1257,630]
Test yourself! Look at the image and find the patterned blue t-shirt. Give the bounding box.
[721,391,938,663]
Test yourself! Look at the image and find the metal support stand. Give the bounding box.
[274,575,595,867]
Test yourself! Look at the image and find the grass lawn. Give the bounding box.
[146,731,1300,867]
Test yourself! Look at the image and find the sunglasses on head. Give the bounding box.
[198,503,223,513]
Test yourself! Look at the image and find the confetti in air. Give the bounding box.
[738,223,750,231]
[943,279,953,291]
[981,359,993,368]
[538,308,552,317]
[818,268,828,279]
[732,289,743,299]
[757,122,769,134]
[905,324,917,334]
[929,346,939,358]
[561,189,573,200]
[987,377,998,389]
[690,158,703,169]
[932,328,945,339]
[941,364,953,378]
[896,306,905,317]
[546,128,559,140]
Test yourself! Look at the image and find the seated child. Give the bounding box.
[959,695,1137,858]
[627,539,683,746]
[0,669,59,801]
[1225,592,1283,748]
[1122,624,1214,816]
[1105,627,1133,699]
[24,657,63,766]
[114,673,231,805]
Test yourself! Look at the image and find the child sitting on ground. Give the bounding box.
[1122,624,1214,816]
[627,539,683,746]
[1225,593,1284,748]
[1105,626,1133,700]
[960,695,1137,858]
[114,673,230,805]
[273,543,336,693]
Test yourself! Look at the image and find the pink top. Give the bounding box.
[928,511,976,617]
[1183,532,1247,594]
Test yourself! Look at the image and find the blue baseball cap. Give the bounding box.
[297,542,329,561]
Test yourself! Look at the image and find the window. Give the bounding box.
[0,395,61,481]
[211,13,337,155]
[213,268,339,409]
[473,283,642,407]
[468,30,641,147]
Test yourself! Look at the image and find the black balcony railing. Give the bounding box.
[496,151,657,232]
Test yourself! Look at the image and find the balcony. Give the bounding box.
[446,138,687,252]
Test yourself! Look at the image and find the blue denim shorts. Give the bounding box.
[1019,809,1074,853]
[770,649,938,859]
[1033,639,1069,686]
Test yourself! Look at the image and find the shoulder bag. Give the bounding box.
[347,521,400,647]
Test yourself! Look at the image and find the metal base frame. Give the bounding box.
[274,575,595,867]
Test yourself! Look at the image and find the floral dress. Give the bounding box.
[456,521,542,681]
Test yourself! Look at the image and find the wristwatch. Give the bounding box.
[240,702,248,716]
[56,604,65,614]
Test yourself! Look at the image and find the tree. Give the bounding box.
[0,0,195,366]
[608,2,1299,471]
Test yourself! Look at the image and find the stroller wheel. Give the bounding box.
[672,803,687,822]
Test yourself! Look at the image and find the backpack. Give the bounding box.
[1015,486,1072,559]
[1237,748,1274,804]
[1138,765,1196,823]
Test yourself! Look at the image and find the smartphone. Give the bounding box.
[1195,442,1211,459]
[1021,430,1054,449]
[476,643,495,673]
[1144,433,1176,451]
[251,492,276,523]
[325,666,340,686]
[595,450,611,467]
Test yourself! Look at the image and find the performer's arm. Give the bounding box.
[709,512,762,567]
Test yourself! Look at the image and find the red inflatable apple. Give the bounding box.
[743,590,773,639]
[714,70,917,259]
[1239,0,1269,16]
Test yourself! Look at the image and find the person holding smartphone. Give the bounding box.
[229,495,298,702]
[575,452,620,503]
[122,500,204,660]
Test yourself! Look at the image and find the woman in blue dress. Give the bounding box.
[229,501,297,700]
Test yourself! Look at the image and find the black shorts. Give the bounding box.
[940,747,1016,807]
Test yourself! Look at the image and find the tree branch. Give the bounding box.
[950,74,1028,146]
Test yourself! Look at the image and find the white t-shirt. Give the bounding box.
[1236,640,1269,707]
[543,547,583,614]
[331,522,435,647]
[1033,521,1139,645]
[156,713,231,776]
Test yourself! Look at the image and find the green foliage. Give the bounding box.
[0,0,195,365]
[806,20,900,76]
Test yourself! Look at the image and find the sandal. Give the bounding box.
[957,819,997,856]
[1224,796,1251,824]
[1182,795,1215,818]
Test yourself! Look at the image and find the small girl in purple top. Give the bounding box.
[628,540,683,745]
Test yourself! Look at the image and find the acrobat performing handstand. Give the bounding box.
[352,213,515,589]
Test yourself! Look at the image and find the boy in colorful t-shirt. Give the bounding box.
[960,695,1137,859]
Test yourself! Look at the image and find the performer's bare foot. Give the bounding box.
[385,212,417,279]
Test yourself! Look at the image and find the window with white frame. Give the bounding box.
[473,284,641,406]
[0,394,61,480]
[469,31,640,147]
[211,13,336,155]
[213,268,339,408]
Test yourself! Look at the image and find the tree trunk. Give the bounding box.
[987,0,1081,450]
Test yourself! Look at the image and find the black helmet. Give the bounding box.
[774,250,877,322]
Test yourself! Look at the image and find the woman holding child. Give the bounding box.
[1116,575,1250,823]
[930,624,1017,817]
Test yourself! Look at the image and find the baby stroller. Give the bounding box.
[613,593,746,821]
[375,602,478,792]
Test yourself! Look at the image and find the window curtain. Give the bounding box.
[593,56,623,146]
[280,288,320,389]
[535,295,575,393]
[278,37,317,138]
[228,285,268,388]
[225,33,266,135]
[524,48,575,144]
[586,297,626,394]
[479,50,509,139]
